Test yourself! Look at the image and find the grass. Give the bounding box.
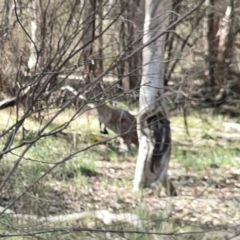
[171,111,240,170]
[0,107,240,239]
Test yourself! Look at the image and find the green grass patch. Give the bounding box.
[170,110,240,170]
[0,107,239,238]
[173,146,238,171]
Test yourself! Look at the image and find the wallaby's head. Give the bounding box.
[82,59,106,106]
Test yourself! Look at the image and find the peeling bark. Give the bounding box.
[133,0,176,195]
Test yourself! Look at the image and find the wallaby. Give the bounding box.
[93,103,139,152]
[60,85,138,152]
[99,121,108,135]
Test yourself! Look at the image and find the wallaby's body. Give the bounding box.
[60,85,138,151]
[94,103,139,152]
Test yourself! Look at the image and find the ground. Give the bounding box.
[0,108,240,239]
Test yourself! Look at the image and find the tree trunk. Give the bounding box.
[204,0,215,86]
[28,0,56,72]
[28,0,37,71]
[0,0,13,44]
[133,0,175,195]
[117,0,143,95]
[82,0,96,63]
[215,5,233,85]
[164,0,182,86]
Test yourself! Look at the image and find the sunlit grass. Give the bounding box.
[0,107,240,238]
[171,110,240,170]
[1,107,240,175]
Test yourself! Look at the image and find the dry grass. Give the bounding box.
[0,107,240,239]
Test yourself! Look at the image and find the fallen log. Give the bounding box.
[0,86,31,111]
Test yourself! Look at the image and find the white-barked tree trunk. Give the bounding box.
[133,0,173,193]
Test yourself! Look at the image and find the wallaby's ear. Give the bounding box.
[91,59,99,77]
[84,59,98,79]
[82,58,105,101]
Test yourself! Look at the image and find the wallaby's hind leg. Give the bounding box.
[99,121,108,135]
[162,176,177,196]
[123,137,134,155]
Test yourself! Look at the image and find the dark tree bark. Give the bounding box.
[204,0,215,86]
[215,5,233,85]
[164,0,182,86]
[82,0,96,63]
[117,0,143,94]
